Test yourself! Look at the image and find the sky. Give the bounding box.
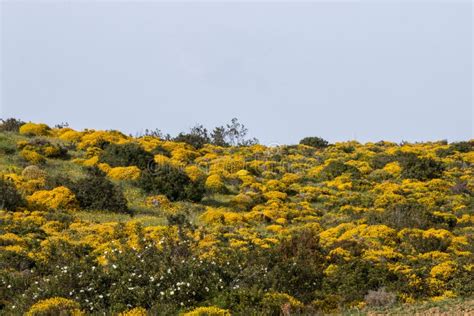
[0,1,472,145]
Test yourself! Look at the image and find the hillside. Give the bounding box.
[0,120,473,315]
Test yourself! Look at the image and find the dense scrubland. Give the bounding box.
[0,118,473,315]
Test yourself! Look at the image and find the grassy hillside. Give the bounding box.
[0,121,473,315]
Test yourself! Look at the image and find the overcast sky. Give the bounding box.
[1,1,472,145]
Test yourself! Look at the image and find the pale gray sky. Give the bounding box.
[1,1,472,144]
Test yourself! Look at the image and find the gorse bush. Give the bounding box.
[18,138,69,160]
[0,121,473,314]
[68,167,129,213]
[0,177,25,211]
[99,142,154,170]
[19,123,51,136]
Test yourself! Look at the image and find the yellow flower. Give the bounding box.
[119,307,147,316]
[430,261,456,280]
[107,166,141,180]
[27,186,78,211]
[26,297,83,316]
[19,122,51,136]
[263,190,287,201]
[205,174,226,192]
[182,306,231,316]
[20,149,46,164]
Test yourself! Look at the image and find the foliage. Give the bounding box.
[299,136,329,149]
[68,167,129,213]
[398,153,444,180]
[100,142,154,170]
[25,297,83,316]
[183,306,231,316]
[137,165,205,202]
[0,118,25,132]
[26,186,78,211]
[19,123,51,136]
[0,121,473,314]
[0,177,25,211]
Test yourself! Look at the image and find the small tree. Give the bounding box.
[174,125,211,149]
[0,118,25,132]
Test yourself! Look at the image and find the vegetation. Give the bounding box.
[0,118,473,315]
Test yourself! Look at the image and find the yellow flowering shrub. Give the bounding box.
[107,166,141,181]
[119,307,147,316]
[19,123,51,136]
[430,261,457,280]
[27,186,78,211]
[78,130,129,149]
[58,129,83,143]
[383,161,402,176]
[185,165,205,181]
[205,174,226,192]
[263,190,287,201]
[20,149,46,164]
[182,306,231,316]
[25,297,83,316]
[261,292,303,312]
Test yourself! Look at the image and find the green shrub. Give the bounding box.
[0,177,25,211]
[319,161,361,180]
[174,125,211,149]
[18,138,69,160]
[68,167,129,213]
[137,166,205,202]
[450,141,473,153]
[0,135,16,155]
[397,153,444,180]
[299,137,329,149]
[100,142,154,170]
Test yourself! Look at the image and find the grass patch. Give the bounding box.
[74,210,167,227]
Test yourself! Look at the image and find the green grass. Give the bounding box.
[74,210,167,227]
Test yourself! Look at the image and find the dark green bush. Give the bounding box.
[100,142,154,170]
[371,153,396,169]
[319,161,361,180]
[137,166,205,202]
[397,153,444,180]
[299,137,329,149]
[450,141,473,153]
[68,167,129,213]
[174,125,211,149]
[0,177,25,211]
